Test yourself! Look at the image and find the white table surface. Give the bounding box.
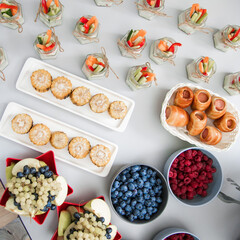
[0,0,240,239]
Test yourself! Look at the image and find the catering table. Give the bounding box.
[0,0,240,239]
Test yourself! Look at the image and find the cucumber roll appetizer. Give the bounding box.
[0,47,8,72]
[0,0,24,30]
[187,56,216,84]
[118,29,147,59]
[34,29,59,60]
[82,54,107,80]
[39,0,63,27]
[73,15,99,45]
[214,25,240,52]
[224,72,240,96]
[150,37,182,65]
[178,4,208,35]
[126,63,156,91]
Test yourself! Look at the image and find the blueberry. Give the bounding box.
[116,175,121,181]
[121,175,127,182]
[137,190,143,197]
[136,203,143,210]
[98,217,105,223]
[156,178,162,185]
[132,189,138,197]
[67,234,70,239]
[120,185,128,192]
[145,213,151,220]
[152,208,158,214]
[111,192,117,199]
[128,214,135,222]
[143,188,149,194]
[122,169,129,175]
[125,205,132,212]
[144,182,151,188]
[74,220,78,224]
[128,183,135,191]
[152,202,158,208]
[35,172,41,178]
[106,234,111,239]
[156,190,162,197]
[145,200,152,207]
[125,211,131,216]
[126,173,131,178]
[141,209,147,215]
[116,206,123,214]
[142,176,148,182]
[144,194,150,200]
[131,199,137,207]
[152,171,157,177]
[17,172,24,178]
[142,166,148,171]
[73,212,81,220]
[41,206,48,212]
[50,195,55,201]
[70,228,76,234]
[137,179,144,188]
[118,192,123,198]
[23,165,30,175]
[112,198,118,204]
[128,178,134,183]
[139,213,145,220]
[48,171,53,177]
[51,204,56,210]
[125,191,133,198]
[132,172,139,180]
[150,177,156,184]
[46,201,52,208]
[30,167,36,174]
[14,200,19,206]
[121,195,128,201]
[106,228,112,234]
[113,181,120,188]
[120,201,126,208]
[33,193,38,200]
[44,166,49,171]
[153,186,160,193]
[85,210,90,214]
[111,187,116,192]
[44,171,51,178]
[39,167,45,174]
[133,209,140,217]
[149,190,155,196]
[140,169,147,176]
[147,169,153,175]
[147,207,153,214]
[131,165,141,172]
[156,197,162,203]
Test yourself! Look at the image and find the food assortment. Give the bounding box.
[0,1,240,240]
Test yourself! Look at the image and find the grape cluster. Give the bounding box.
[6,165,61,216]
[66,212,112,240]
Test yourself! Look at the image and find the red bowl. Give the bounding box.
[51,196,122,240]
[0,150,73,225]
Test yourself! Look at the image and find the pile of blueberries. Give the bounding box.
[111,165,165,222]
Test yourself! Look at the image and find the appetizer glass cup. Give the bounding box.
[223,72,240,96]
[73,16,100,45]
[178,8,208,35]
[39,1,63,27]
[187,56,216,83]
[34,32,59,60]
[150,37,178,65]
[214,25,240,52]
[0,0,24,30]
[137,0,165,20]
[82,53,108,80]
[0,47,8,71]
[126,63,153,91]
[118,31,147,59]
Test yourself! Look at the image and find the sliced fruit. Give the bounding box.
[84,199,111,225]
[107,224,118,240]
[5,197,29,216]
[63,222,75,240]
[66,206,84,221]
[39,160,47,167]
[58,210,71,237]
[12,158,41,176]
[54,176,68,206]
[6,163,15,182]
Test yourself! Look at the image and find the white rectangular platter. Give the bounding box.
[0,102,118,177]
[16,57,135,132]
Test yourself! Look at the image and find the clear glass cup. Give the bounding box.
[138,0,165,20]
[150,37,178,65]
[0,0,24,29]
[187,56,216,83]
[34,32,59,60]
[82,53,107,80]
[223,72,240,96]
[0,47,8,71]
[73,15,100,45]
[39,0,63,27]
[126,63,153,91]
[178,8,208,35]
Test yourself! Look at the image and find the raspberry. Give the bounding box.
[178,181,184,187]
[169,171,174,178]
[205,165,212,172]
[181,185,187,194]
[198,181,203,187]
[178,173,184,180]
[192,150,198,157]
[184,177,191,185]
[207,172,212,179]
[211,167,216,173]
[197,150,203,157]
[184,150,193,159]
[196,187,203,195]
[170,178,178,184]
[171,184,177,191]
[172,163,177,168]
[194,156,201,162]
[187,186,193,192]
[179,166,185,171]
[203,155,209,161]
[184,160,192,166]
[208,178,213,183]
[191,181,198,189]
[192,171,199,178]
[173,158,179,164]
[178,156,184,161]
[203,183,208,190]
[190,165,197,172]
[207,159,213,166]
[187,192,194,200]
[184,166,191,173]
[196,162,203,170]
[180,193,187,199]
[179,153,185,157]
[201,190,207,197]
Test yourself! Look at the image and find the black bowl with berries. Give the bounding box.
[163,147,223,206]
[110,164,168,224]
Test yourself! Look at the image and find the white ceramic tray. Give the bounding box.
[0,102,118,177]
[160,83,240,152]
[16,58,135,132]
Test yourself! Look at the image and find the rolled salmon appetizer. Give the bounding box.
[165,105,189,127]
[200,126,222,145]
[191,89,212,111]
[206,97,227,119]
[174,87,194,108]
[187,110,207,136]
[214,112,237,132]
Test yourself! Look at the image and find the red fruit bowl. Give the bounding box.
[51,196,122,240]
[0,150,73,225]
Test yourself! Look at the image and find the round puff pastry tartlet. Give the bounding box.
[11,114,33,134]
[51,76,72,100]
[108,101,127,119]
[29,124,51,146]
[214,112,237,132]
[50,131,68,149]
[68,137,91,159]
[31,69,52,92]
[89,93,110,113]
[187,110,207,136]
[90,144,111,167]
[70,86,91,106]
[200,126,222,145]
[191,89,212,111]
[174,87,194,108]
[205,96,227,120]
[165,105,189,127]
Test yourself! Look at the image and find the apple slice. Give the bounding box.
[66,206,84,221]
[54,176,68,206]
[63,222,75,240]
[58,210,71,237]
[5,197,29,216]
[107,224,118,240]
[12,158,41,176]
[84,199,111,225]
[6,163,16,182]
